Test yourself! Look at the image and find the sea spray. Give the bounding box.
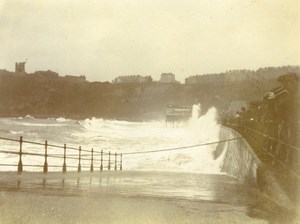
[0,105,223,173]
[122,105,222,173]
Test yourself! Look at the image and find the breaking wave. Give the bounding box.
[79,105,222,174]
[0,105,223,173]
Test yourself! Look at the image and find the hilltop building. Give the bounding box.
[32,70,59,79]
[64,75,86,82]
[112,75,152,84]
[159,73,178,83]
[185,66,300,85]
[185,70,254,85]
[15,61,26,73]
[185,73,225,85]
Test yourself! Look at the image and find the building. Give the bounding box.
[165,105,192,126]
[15,61,26,73]
[159,73,177,83]
[185,70,256,85]
[185,73,225,85]
[32,70,59,79]
[185,67,300,86]
[112,75,152,84]
[64,75,86,82]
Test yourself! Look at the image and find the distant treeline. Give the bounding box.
[0,66,299,120]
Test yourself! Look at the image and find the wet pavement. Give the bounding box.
[0,171,298,223]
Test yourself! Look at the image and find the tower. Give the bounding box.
[15,60,27,73]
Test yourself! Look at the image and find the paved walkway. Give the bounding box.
[0,171,298,224]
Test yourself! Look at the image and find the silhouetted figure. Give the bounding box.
[273,73,299,168]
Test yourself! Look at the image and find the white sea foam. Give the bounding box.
[121,106,222,174]
[0,105,223,173]
[56,117,71,122]
[25,115,34,119]
[17,122,67,127]
[9,130,23,135]
[77,105,222,174]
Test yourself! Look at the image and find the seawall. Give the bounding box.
[215,126,293,210]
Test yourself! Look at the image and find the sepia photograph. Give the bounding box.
[0,0,299,223]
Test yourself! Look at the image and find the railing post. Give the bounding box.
[114,152,117,170]
[120,154,122,171]
[108,151,111,170]
[62,144,67,173]
[17,136,23,173]
[100,150,103,171]
[43,140,48,173]
[90,148,94,172]
[78,146,81,172]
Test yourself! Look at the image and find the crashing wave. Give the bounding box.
[0,104,223,174]
[9,130,23,135]
[25,115,34,119]
[56,117,71,122]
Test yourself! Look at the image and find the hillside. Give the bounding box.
[0,66,299,120]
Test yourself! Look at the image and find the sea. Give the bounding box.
[0,105,222,173]
[0,105,295,223]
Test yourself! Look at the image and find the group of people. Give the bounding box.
[226,73,299,172]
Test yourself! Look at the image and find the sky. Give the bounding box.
[0,0,299,83]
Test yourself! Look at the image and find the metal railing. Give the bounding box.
[0,136,122,173]
[225,120,300,178]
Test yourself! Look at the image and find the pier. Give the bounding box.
[165,105,192,127]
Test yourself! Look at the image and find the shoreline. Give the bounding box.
[0,115,164,122]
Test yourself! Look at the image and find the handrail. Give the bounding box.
[121,137,242,155]
[0,136,123,173]
[243,126,300,152]
[0,136,19,142]
[226,122,300,179]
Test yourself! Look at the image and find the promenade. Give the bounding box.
[0,126,299,223]
[0,171,279,224]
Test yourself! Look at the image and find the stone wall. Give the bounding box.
[215,126,260,185]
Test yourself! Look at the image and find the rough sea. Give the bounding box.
[0,105,222,173]
[0,105,294,223]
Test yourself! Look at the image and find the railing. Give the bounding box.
[0,136,122,173]
[224,120,300,178]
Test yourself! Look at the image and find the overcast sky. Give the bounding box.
[0,0,299,82]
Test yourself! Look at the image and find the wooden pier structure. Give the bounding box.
[165,105,192,127]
